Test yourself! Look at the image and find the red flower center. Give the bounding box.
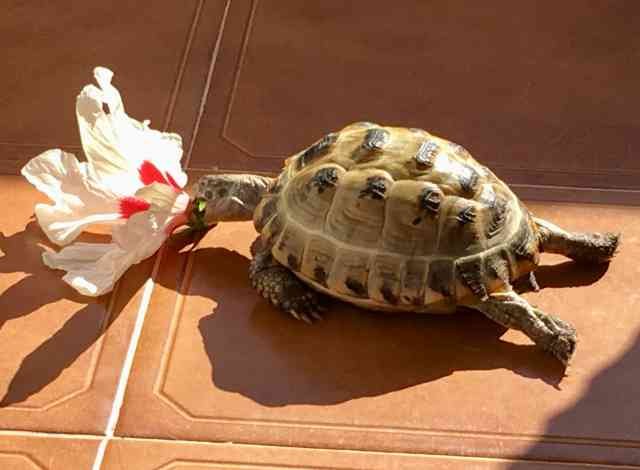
[138,160,181,190]
[119,196,151,219]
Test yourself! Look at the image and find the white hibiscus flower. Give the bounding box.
[21,67,192,296]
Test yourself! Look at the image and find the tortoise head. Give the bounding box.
[188,174,272,227]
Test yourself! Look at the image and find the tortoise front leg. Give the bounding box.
[249,238,325,324]
[534,217,620,264]
[468,290,577,365]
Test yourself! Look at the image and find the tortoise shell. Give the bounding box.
[253,122,540,313]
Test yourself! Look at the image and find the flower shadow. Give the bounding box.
[0,221,100,329]
[0,219,149,407]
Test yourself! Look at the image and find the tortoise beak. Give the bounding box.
[186,197,208,228]
[169,198,218,251]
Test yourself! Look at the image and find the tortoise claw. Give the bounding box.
[290,310,301,321]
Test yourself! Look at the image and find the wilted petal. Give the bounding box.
[21,149,121,246]
[135,181,183,210]
[76,67,188,195]
[24,66,193,296]
[112,186,189,250]
[42,243,115,296]
[42,212,171,296]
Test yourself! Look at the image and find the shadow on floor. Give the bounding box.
[507,329,640,467]
[0,221,613,411]
[0,220,149,407]
[195,247,608,407]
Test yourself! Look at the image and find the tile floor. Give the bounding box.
[2,1,640,468]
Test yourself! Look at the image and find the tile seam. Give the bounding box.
[183,0,233,167]
[219,0,260,157]
[91,0,208,466]
[0,142,82,148]
[2,430,639,468]
[90,274,159,470]
[0,430,104,440]
[162,0,206,131]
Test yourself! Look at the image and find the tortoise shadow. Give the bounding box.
[0,219,612,408]
[534,260,610,290]
[195,248,609,407]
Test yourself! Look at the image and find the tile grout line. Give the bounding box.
[183,0,232,167]
[4,429,640,468]
[90,267,162,470]
[162,0,206,131]
[90,0,208,467]
[90,1,229,460]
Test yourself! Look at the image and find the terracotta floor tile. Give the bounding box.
[187,0,640,204]
[103,438,631,470]
[1,0,215,174]
[0,176,155,434]
[0,433,98,470]
[117,202,640,465]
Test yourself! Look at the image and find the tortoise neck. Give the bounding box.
[215,174,274,222]
[241,174,274,214]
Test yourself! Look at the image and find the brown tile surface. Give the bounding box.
[188,0,640,204]
[0,433,98,470]
[117,202,640,465]
[102,438,632,470]
[0,176,154,434]
[3,0,640,466]
[1,0,210,174]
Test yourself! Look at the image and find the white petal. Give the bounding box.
[21,149,122,246]
[111,191,188,250]
[42,193,188,296]
[93,67,121,116]
[76,67,188,193]
[135,182,182,210]
[42,218,167,297]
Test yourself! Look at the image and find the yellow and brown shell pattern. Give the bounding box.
[253,122,540,313]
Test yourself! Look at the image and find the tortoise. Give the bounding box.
[188,122,620,365]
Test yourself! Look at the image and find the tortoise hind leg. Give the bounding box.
[534,217,620,264]
[249,238,326,324]
[468,290,577,365]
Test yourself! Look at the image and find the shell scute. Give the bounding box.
[300,235,336,287]
[401,259,428,306]
[272,222,306,272]
[264,123,539,309]
[368,254,403,305]
[284,163,345,232]
[324,169,392,248]
[381,180,440,256]
[426,258,456,307]
[436,196,484,256]
[296,132,338,170]
[331,249,371,298]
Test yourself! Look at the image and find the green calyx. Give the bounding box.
[188,197,209,231]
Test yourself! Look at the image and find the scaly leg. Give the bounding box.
[468,290,577,365]
[249,238,325,323]
[534,217,620,264]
